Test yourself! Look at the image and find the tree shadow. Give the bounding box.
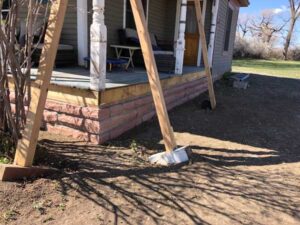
[34,137,300,224]
[113,74,300,166]
[32,74,300,224]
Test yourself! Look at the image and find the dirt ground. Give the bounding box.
[1,74,300,225]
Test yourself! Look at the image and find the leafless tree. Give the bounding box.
[283,0,300,60]
[250,11,286,45]
[238,16,251,38]
[0,0,50,149]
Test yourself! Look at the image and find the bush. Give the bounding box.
[234,37,283,60]
[1,1,50,150]
[289,48,300,61]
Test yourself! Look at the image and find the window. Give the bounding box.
[124,0,148,29]
[224,3,233,52]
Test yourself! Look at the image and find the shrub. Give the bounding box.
[0,131,15,163]
[289,48,300,61]
[234,36,283,60]
[0,0,50,153]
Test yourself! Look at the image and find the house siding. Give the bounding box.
[165,0,177,41]
[105,0,124,57]
[148,0,177,41]
[60,0,78,50]
[212,0,239,78]
[19,0,239,74]
[103,0,177,57]
[18,0,78,50]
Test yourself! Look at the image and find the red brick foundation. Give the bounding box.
[11,77,208,144]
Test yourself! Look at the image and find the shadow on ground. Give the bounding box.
[35,139,300,225]
[115,74,300,166]
[25,74,300,224]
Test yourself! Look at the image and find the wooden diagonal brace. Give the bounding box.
[194,0,217,109]
[14,0,69,167]
[129,0,177,152]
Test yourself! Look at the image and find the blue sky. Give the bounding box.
[239,0,300,46]
[240,0,289,15]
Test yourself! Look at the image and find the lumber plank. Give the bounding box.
[0,164,58,182]
[100,70,206,104]
[14,0,69,167]
[194,0,217,109]
[129,0,177,152]
[8,77,99,107]
[8,69,206,107]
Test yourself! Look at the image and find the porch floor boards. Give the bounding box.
[31,66,204,90]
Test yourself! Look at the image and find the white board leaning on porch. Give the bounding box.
[90,0,107,91]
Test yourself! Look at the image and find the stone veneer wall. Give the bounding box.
[11,76,209,144]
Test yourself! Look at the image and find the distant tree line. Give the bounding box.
[234,0,300,60]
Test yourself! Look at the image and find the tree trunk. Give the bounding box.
[283,19,296,60]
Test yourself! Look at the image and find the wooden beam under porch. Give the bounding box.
[25,66,206,107]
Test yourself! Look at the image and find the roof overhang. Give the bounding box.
[238,0,250,7]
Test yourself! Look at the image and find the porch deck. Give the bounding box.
[31,66,204,89]
[22,66,207,107]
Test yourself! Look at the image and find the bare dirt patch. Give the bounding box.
[1,74,300,225]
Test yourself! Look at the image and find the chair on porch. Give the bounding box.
[118,28,176,73]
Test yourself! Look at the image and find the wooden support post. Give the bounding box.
[129,0,177,152]
[0,164,57,182]
[194,0,216,109]
[14,0,69,167]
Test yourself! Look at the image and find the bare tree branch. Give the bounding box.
[249,12,286,45]
[0,0,50,155]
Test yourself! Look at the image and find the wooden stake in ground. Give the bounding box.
[14,0,69,167]
[194,0,216,109]
[129,0,177,152]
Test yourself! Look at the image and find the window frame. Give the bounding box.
[123,0,149,29]
[223,1,234,54]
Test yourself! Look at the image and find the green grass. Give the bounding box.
[232,59,300,79]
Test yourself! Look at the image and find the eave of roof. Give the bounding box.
[238,0,250,7]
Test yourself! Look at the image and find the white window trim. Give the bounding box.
[123,0,149,29]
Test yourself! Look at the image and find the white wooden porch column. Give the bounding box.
[208,0,220,67]
[175,0,187,75]
[90,0,107,91]
[77,0,89,66]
